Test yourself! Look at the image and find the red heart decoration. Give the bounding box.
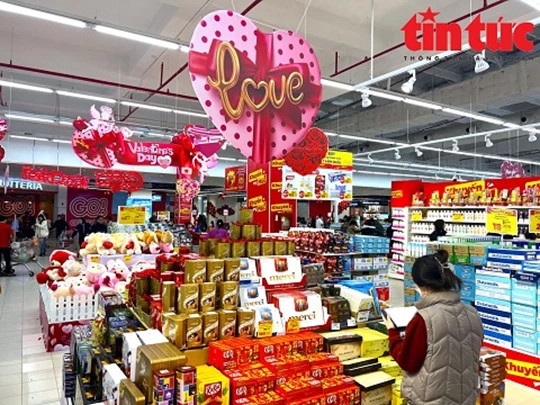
[500,161,525,179]
[283,128,329,176]
[0,118,7,141]
[0,145,5,162]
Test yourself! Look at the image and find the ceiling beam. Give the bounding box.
[424,67,463,83]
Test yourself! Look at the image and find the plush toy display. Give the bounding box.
[96,234,116,255]
[86,262,106,284]
[68,276,94,296]
[156,230,174,253]
[36,250,76,286]
[106,259,130,281]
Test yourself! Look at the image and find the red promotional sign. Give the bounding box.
[0,117,7,141]
[269,160,296,231]
[22,166,90,189]
[67,189,112,227]
[247,160,270,230]
[402,8,534,52]
[390,180,423,208]
[224,165,246,192]
[188,10,323,164]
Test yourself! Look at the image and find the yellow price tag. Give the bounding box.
[90,256,100,263]
[530,210,540,233]
[286,318,301,334]
[452,213,464,222]
[487,207,518,235]
[124,254,132,263]
[411,212,422,221]
[257,321,273,338]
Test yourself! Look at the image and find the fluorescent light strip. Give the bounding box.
[421,146,540,166]
[354,159,498,177]
[220,157,238,161]
[321,78,354,91]
[0,79,53,93]
[56,90,116,104]
[359,88,404,102]
[173,109,207,118]
[354,162,480,177]
[5,113,54,123]
[0,1,86,28]
[331,133,402,145]
[121,101,172,113]
[52,139,72,144]
[354,169,451,181]
[10,134,49,142]
[94,25,180,50]
[58,120,73,126]
[404,98,442,110]
[441,107,504,125]
[520,0,540,11]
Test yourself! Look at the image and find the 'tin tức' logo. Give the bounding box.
[402,7,534,52]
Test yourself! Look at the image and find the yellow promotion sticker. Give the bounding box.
[452,213,464,222]
[286,318,301,334]
[257,321,273,338]
[124,254,132,263]
[90,256,100,263]
[411,212,422,222]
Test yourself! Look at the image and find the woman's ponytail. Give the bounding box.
[412,249,463,292]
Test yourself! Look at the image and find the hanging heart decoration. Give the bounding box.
[185,124,225,157]
[94,170,144,192]
[283,127,329,176]
[176,178,201,200]
[0,145,5,163]
[0,118,7,141]
[500,161,525,179]
[188,10,323,164]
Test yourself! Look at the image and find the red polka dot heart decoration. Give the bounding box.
[0,117,8,162]
[283,127,329,176]
[188,10,323,164]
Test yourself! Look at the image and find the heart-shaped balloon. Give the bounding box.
[0,145,5,163]
[500,161,525,178]
[0,118,7,141]
[176,178,200,200]
[185,124,225,157]
[284,127,328,176]
[189,10,322,164]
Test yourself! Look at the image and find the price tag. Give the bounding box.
[530,210,540,233]
[90,256,100,263]
[451,213,464,222]
[487,207,518,235]
[411,212,422,222]
[286,318,301,334]
[347,318,357,328]
[331,322,340,331]
[124,254,133,263]
[257,321,273,338]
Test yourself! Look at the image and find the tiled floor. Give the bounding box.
[0,262,538,404]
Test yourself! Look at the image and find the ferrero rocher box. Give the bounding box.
[207,259,225,283]
[185,260,207,284]
[202,311,219,345]
[224,258,241,281]
[237,308,255,338]
[199,282,216,312]
[119,378,145,405]
[239,208,254,224]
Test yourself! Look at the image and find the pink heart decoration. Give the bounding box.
[62,324,73,334]
[185,125,225,157]
[0,118,7,141]
[500,161,525,178]
[189,10,322,164]
[176,178,201,200]
[157,155,172,169]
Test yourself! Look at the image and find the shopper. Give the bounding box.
[429,219,447,241]
[340,216,350,233]
[72,218,91,254]
[207,219,229,239]
[384,250,483,405]
[0,215,15,276]
[21,210,35,239]
[149,214,158,223]
[315,215,324,229]
[91,216,108,234]
[361,218,385,236]
[11,214,19,240]
[198,214,208,232]
[52,214,68,243]
[346,220,360,234]
[34,214,50,256]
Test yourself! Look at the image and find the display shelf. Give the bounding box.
[295,249,376,257]
[413,205,540,209]
[391,249,404,254]
[388,272,405,280]
[391,237,406,242]
[412,219,486,224]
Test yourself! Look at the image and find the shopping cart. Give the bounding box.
[0,239,44,277]
[57,230,74,250]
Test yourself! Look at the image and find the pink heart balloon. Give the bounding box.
[189,10,322,164]
[186,125,225,158]
[500,161,525,178]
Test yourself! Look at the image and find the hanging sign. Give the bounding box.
[94,170,144,192]
[118,206,146,225]
[283,127,329,176]
[224,165,246,192]
[529,209,540,233]
[501,161,525,179]
[486,207,518,235]
[22,166,90,189]
[188,10,323,164]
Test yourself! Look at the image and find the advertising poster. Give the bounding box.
[270,160,297,229]
[118,206,146,225]
[126,197,152,222]
[282,150,353,201]
[67,189,112,227]
[224,165,247,192]
[247,160,270,229]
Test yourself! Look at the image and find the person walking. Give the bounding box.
[72,218,91,256]
[91,216,108,233]
[0,215,15,276]
[429,219,447,241]
[198,214,208,233]
[315,215,324,229]
[383,250,483,405]
[34,213,50,256]
[21,210,35,239]
[52,214,68,245]
[11,214,19,240]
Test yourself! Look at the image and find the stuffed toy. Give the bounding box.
[97,234,116,255]
[156,230,174,253]
[106,259,130,282]
[143,230,160,254]
[62,258,82,279]
[51,281,72,298]
[98,271,118,291]
[111,233,127,253]
[80,233,100,257]
[68,276,94,296]
[49,250,77,267]
[135,232,147,252]
[36,249,74,287]
[86,262,106,284]
[132,260,155,273]
[121,235,142,255]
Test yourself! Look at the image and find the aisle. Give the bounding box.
[0,263,538,404]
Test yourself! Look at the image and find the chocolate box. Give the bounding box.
[203,311,220,345]
[186,314,203,349]
[119,378,145,405]
[199,282,217,312]
[184,260,207,284]
[219,281,239,310]
[218,309,237,340]
[237,308,255,338]
[207,259,225,283]
[224,258,241,281]
[177,284,199,315]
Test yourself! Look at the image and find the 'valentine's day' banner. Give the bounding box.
[188,10,322,164]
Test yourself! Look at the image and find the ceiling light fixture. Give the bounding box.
[0,1,86,28]
[368,154,374,163]
[404,98,442,110]
[52,139,72,144]
[121,101,172,113]
[93,25,181,50]
[528,131,538,142]
[421,145,540,166]
[474,50,490,74]
[321,79,354,91]
[353,162,488,178]
[219,157,238,161]
[56,90,116,104]
[485,134,493,148]
[361,93,372,108]
[172,109,207,118]
[452,140,459,152]
[0,79,53,93]
[415,147,423,157]
[180,45,190,53]
[10,134,49,142]
[394,149,401,160]
[401,70,416,94]
[4,113,54,123]
[359,88,405,102]
[441,107,504,125]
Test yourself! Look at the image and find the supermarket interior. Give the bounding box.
[3,0,540,404]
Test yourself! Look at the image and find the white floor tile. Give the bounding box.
[23,378,58,394]
[22,360,53,373]
[0,364,22,377]
[0,395,22,405]
[0,373,21,387]
[22,370,57,384]
[1,383,22,398]
[22,389,60,405]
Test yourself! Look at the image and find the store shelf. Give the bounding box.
[391,261,404,266]
[413,205,540,210]
[295,249,377,256]
[391,237,406,242]
[388,272,405,280]
[391,249,405,254]
[412,219,486,224]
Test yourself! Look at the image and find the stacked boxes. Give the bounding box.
[453,264,476,304]
[511,270,538,354]
[350,236,390,254]
[478,348,506,405]
[403,257,420,307]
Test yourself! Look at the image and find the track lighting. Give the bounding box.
[368,154,374,163]
[221,142,228,150]
[474,51,490,74]
[528,131,537,142]
[394,149,401,160]
[452,140,459,152]
[401,70,416,94]
[361,93,372,108]
[485,134,493,148]
[415,147,423,157]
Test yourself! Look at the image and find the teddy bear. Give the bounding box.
[86,262,106,284]
[156,230,174,253]
[97,234,116,255]
[120,234,143,255]
[62,258,82,279]
[131,260,155,273]
[111,233,127,253]
[36,249,76,287]
[80,233,100,257]
[106,259,130,282]
[49,250,77,267]
[143,230,160,254]
[68,276,95,296]
[51,281,72,298]
[98,271,119,291]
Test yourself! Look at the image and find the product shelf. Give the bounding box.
[295,249,379,257]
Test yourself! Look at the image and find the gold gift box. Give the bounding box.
[231,241,246,258]
[119,378,145,405]
[239,207,254,224]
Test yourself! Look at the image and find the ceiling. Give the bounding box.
[1,0,540,184]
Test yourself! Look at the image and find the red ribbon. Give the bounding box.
[73,130,118,168]
[190,35,321,163]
